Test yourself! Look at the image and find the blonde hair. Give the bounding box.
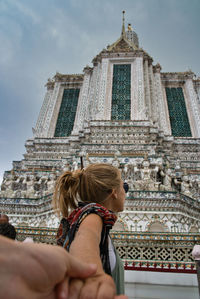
[53,163,121,217]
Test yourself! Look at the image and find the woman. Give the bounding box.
[53,163,128,298]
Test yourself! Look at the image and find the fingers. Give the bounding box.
[66,253,97,278]
[56,276,69,299]
[78,274,116,299]
[57,277,84,299]
[96,282,115,299]
[78,279,98,299]
[96,276,116,299]
[68,278,84,299]
[57,271,128,299]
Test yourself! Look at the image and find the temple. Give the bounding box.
[0,12,200,298]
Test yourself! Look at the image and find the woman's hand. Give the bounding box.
[69,273,129,299]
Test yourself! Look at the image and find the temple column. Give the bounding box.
[95,58,109,120]
[87,64,99,121]
[131,57,147,120]
[34,81,54,137]
[184,78,200,137]
[72,67,92,134]
[153,64,171,134]
[45,81,61,137]
[143,58,151,120]
[149,64,158,124]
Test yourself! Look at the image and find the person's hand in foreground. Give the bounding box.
[69,274,129,299]
[0,235,97,299]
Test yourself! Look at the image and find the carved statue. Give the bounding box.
[191,178,200,199]
[173,178,181,192]
[133,159,160,191]
[26,175,35,198]
[63,163,71,172]
[181,175,192,196]
[160,168,172,191]
[47,173,57,193]
[72,160,78,171]
[0,174,13,197]
[113,157,120,168]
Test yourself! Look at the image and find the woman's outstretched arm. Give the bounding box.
[69,213,128,298]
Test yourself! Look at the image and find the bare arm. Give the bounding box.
[70,214,104,271]
[69,213,127,298]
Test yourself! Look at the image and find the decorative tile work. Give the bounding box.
[46,82,60,137]
[96,59,109,119]
[72,73,90,134]
[185,79,200,137]
[15,228,197,272]
[87,65,98,120]
[124,260,196,273]
[35,89,53,137]
[111,64,131,120]
[166,87,192,137]
[143,60,151,119]
[136,58,146,120]
[54,89,80,137]
[149,65,158,123]
[154,73,170,134]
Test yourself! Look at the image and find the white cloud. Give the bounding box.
[11,0,41,24]
[0,19,22,66]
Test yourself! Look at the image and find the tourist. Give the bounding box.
[0,213,9,223]
[53,163,129,297]
[0,222,16,240]
[0,235,128,299]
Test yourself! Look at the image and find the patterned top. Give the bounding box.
[57,202,117,274]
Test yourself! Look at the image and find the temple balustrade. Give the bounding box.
[15,227,198,274]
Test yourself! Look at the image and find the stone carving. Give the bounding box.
[190,179,200,199]
[181,175,192,197]
[112,152,120,168]
[47,173,57,194]
[72,159,79,171]
[1,175,13,197]
[62,163,71,172]
[133,158,160,191]
[26,175,37,198]
[159,167,173,191]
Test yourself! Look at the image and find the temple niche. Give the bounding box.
[0,14,200,234]
[147,222,168,233]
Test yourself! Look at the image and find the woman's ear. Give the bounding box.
[110,189,117,200]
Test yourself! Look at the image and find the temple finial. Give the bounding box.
[128,23,132,31]
[121,10,126,37]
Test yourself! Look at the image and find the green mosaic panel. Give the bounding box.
[54,89,80,137]
[166,87,192,137]
[111,64,131,120]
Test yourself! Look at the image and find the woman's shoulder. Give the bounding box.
[78,213,103,229]
[78,202,117,229]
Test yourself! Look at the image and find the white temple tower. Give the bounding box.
[1,12,200,233]
[1,13,199,297]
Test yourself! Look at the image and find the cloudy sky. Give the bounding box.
[0,0,200,184]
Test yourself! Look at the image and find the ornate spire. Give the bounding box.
[128,23,132,31]
[121,10,126,37]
